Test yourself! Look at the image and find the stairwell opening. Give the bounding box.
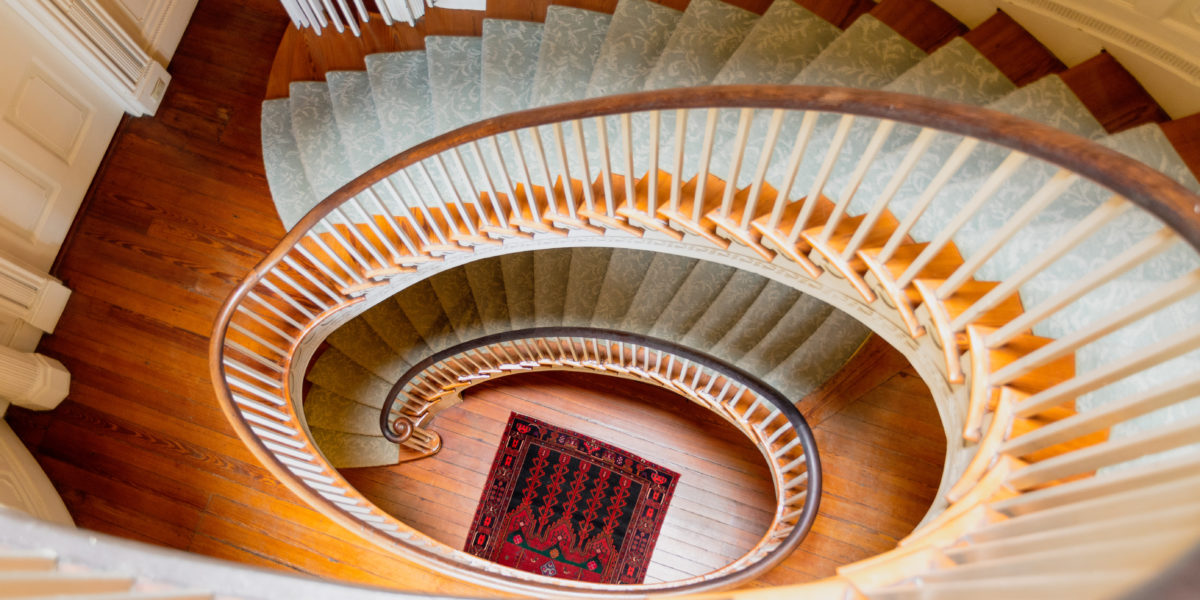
[300,247,947,586]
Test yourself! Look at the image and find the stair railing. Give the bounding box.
[378,326,821,578]
[212,86,1200,597]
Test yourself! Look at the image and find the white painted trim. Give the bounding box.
[0,421,73,526]
[0,344,70,411]
[931,0,1200,117]
[6,0,173,116]
[0,250,71,334]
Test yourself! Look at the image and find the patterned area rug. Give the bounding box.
[464,413,679,584]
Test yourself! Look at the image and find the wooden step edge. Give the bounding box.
[913,279,966,384]
[961,10,1066,87]
[1159,112,1200,183]
[1059,52,1171,134]
[0,550,56,571]
[869,0,967,54]
[964,324,1001,444]
[546,176,604,234]
[656,173,733,248]
[657,208,731,248]
[859,250,925,338]
[362,265,417,279]
[895,456,1021,549]
[508,182,572,236]
[467,195,534,241]
[616,205,685,240]
[949,386,1020,502]
[835,545,953,592]
[708,210,776,261]
[804,230,876,302]
[577,208,645,237]
[797,0,876,30]
[751,220,823,278]
[707,185,779,261]
[621,169,687,238]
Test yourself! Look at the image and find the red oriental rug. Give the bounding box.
[463,413,679,584]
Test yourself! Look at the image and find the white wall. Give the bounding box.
[932,0,1200,118]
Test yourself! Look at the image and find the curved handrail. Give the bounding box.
[376,327,821,584]
[212,85,1200,597]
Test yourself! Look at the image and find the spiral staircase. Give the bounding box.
[224,0,1200,595]
[5,0,1200,598]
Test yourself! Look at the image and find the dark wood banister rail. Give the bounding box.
[378,326,822,582]
[209,85,1200,595]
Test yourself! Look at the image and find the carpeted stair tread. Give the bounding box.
[967,122,1200,287]
[261,98,318,229]
[766,310,870,400]
[710,281,801,363]
[304,386,385,435]
[501,251,537,330]
[533,248,574,327]
[365,51,436,155]
[642,0,759,91]
[306,347,394,409]
[563,248,615,327]
[790,14,926,89]
[586,0,683,97]
[740,295,835,375]
[1108,123,1200,195]
[530,6,613,107]
[464,257,512,335]
[326,71,389,174]
[712,0,841,85]
[481,19,545,117]
[620,253,698,333]
[310,427,399,468]
[987,74,1106,139]
[649,261,738,342]
[883,37,1016,106]
[360,297,433,363]
[290,81,357,200]
[325,317,412,382]
[426,36,484,135]
[394,279,461,354]
[831,36,1018,213]
[590,248,658,330]
[429,267,486,342]
[679,268,771,351]
[879,74,1112,240]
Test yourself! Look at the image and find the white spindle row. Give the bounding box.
[213,95,1200,596]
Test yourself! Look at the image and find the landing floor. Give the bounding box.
[345,367,947,586]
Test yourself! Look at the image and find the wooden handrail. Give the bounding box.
[210,85,1200,597]
[377,326,822,585]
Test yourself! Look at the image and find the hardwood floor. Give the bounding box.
[4,0,943,594]
[343,371,779,584]
[345,355,946,587]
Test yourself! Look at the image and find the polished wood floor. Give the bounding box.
[3,0,944,593]
[345,363,946,587]
[344,371,779,584]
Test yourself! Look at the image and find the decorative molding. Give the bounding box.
[0,421,73,526]
[7,0,172,116]
[0,344,70,411]
[5,60,94,164]
[1005,0,1200,84]
[0,148,59,241]
[0,249,71,334]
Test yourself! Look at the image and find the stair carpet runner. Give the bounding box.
[304,248,869,467]
[264,0,1200,473]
